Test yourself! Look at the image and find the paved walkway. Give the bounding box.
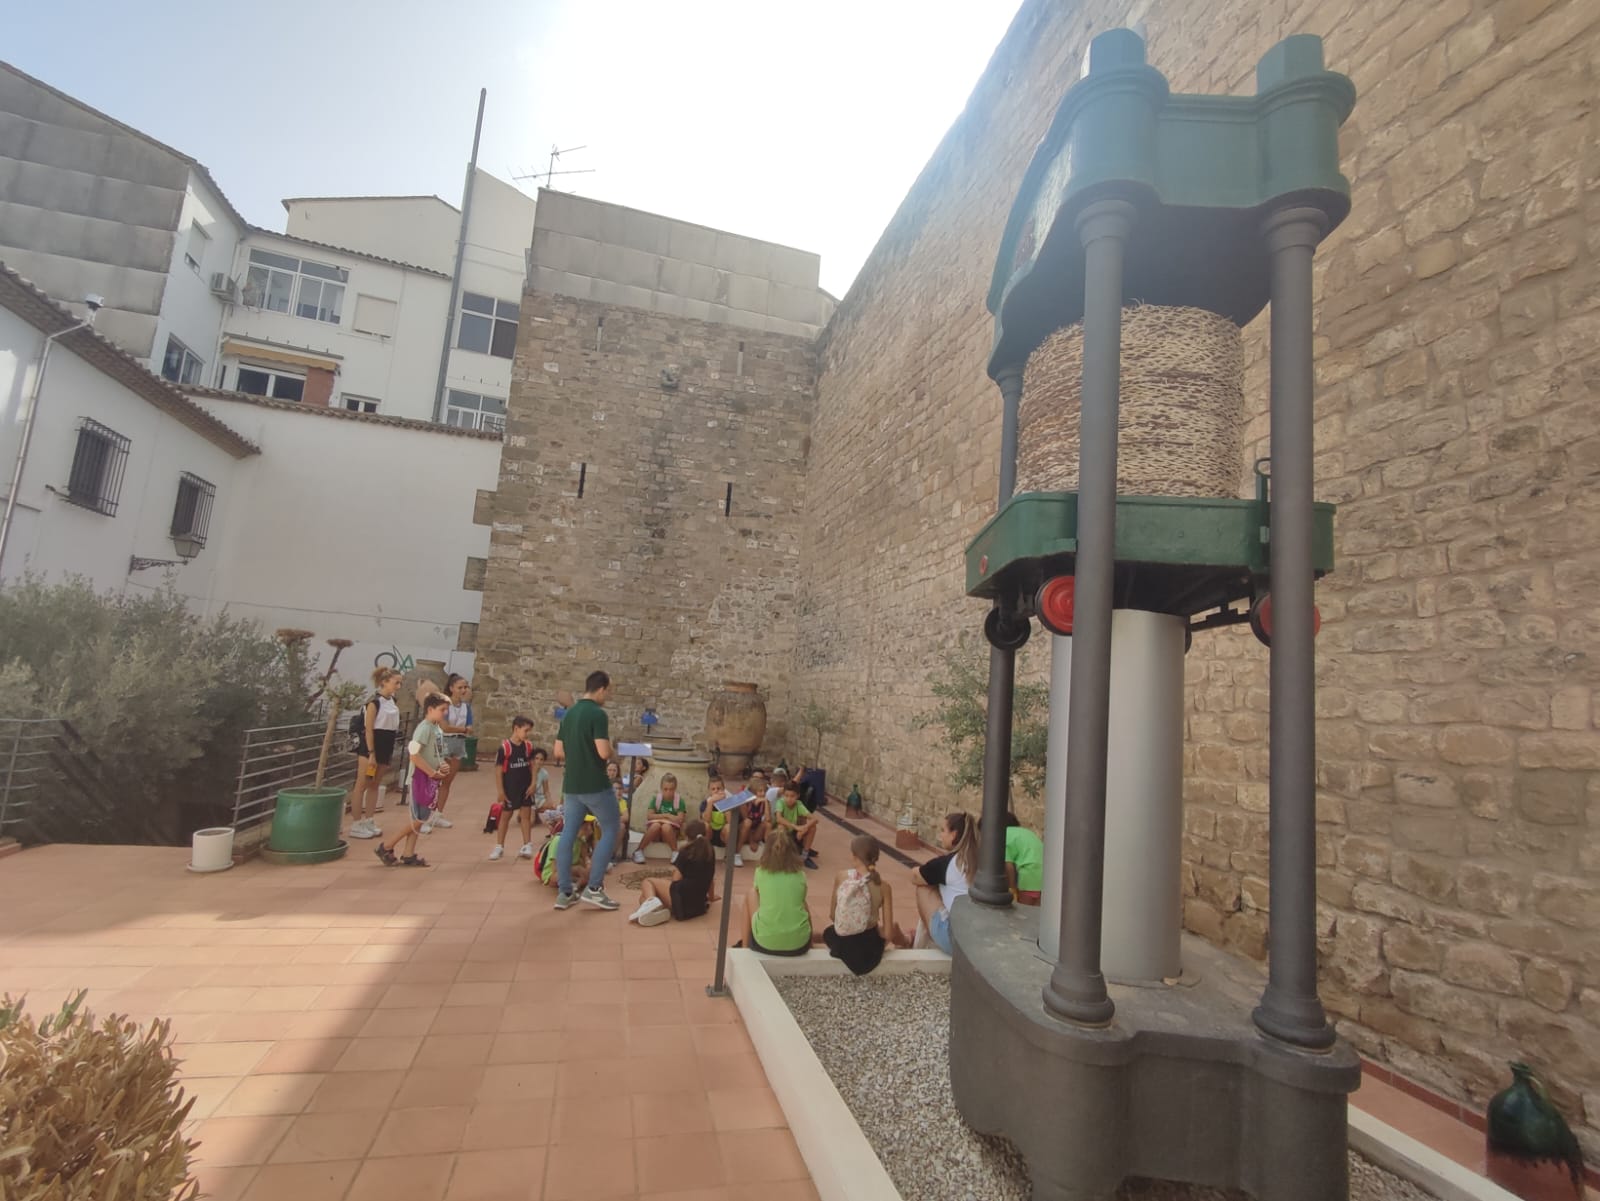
[0,768,928,1201]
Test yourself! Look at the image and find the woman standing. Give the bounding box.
[429,674,473,831]
[348,668,402,839]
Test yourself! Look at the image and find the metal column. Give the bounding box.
[1252,207,1335,1050]
[973,365,1027,908]
[1043,199,1134,1026]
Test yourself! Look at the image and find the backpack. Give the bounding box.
[483,801,503,834]
[346,697,376,754]
[834,870,876,937]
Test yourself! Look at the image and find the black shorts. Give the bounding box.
[357,729,397,766]
[711,827,726,848]
[670,880,709,921]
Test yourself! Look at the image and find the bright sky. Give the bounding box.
[7,1,1022,297]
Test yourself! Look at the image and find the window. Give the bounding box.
[65,419,131,516]
[456,292,519,359]
[445,389,506,432]
[184,222,210,273]
[236,366,305,402]
[161,336,204,385]
[343,394,379,414]
[352,294,396,337]
[244,249,347,324]
[170,472,216,549]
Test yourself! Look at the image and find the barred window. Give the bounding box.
[65,419,131,516]
[170,472,217,549]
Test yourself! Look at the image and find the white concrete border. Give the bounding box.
[731,949,1524,1201]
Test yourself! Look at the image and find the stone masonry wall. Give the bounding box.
[475,291,815,755]
[790,0,1599,1153]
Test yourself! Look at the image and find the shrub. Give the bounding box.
[914,632,1050,803]
[0,992,198,1200]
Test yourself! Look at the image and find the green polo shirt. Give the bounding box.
[1006,825,1045,893]
[556,698,610,794]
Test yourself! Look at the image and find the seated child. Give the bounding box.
[632,772,686,863]
[739,785,770,861]
[823,835,911,975]
[911,811,977,954]
[742,830,815,957]
[1003,810,1044,905]
[700,776,728,846]
[772,781,820,869]
[534,819,597,888]
[628,819,718,926]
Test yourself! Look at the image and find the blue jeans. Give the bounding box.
[556,789,619,895]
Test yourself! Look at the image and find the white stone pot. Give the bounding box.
[189,826,235,873]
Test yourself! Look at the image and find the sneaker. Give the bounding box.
[630,897,664,923]
[734,853,744,867]
[632,850,646,864]
[638,905,671,927]
[431,815,454,829]
[518,843,534,859]
[489,845,504,861]
[580,887,620,911]
[803,857,819,870]
[554,891,579,911]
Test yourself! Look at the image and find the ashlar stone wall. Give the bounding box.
[789,0,1600,1154]
[475,291,816,751]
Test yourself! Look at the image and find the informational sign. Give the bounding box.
[714,789,756,813]
[617,742,653,758]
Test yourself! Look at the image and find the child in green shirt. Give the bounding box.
[632,772,687,863]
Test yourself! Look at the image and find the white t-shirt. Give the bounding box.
[938,857,970,914]
[447,701,470,730]
[765,786,781,804]
[372,695,400,731]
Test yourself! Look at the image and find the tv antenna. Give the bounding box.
[513,144,596,191]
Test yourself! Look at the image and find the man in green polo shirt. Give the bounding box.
[552,670,620,911]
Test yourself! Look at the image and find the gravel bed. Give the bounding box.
[774,972,1437,1201]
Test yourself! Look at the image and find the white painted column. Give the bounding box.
[1038,608,1186,983]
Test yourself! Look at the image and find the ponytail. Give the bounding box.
[849,834,882,889]
[946,812,978,882]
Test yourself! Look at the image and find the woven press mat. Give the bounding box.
[1017,304,1244,498]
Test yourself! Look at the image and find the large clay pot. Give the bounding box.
[629,743,714,835]
[705,682,766,781]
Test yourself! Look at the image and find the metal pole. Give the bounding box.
[1043,198,1135,1026]
[431,88,487,425]
[1,319,92,575]
[1253,207,1336,1050]
[973,364,1028,907]
[707,806,744,997]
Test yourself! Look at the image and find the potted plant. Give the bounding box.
[262,631,362,865]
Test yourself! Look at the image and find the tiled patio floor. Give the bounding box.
[0,765,910,1201]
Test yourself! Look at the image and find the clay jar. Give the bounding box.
[704,681,766,780]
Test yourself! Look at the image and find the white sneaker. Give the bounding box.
[734,853,744,867]
[489,845,504,861]
[420,822,433,835]
[632,850,646,864]
[518,843,533,859]
[430,814,454,829]
[634,897,664,921]
[638,905,671,927]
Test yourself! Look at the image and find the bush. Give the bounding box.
[0,992,198,1200]
[0,577,317,843]
[914,632,1050,803]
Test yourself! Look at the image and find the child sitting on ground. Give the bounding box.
[628,818,718,926]
[377,693,451,867]
[742,828,815,957]
[534,819,597,888]
[632,772,686,863]
[823,835,911,975]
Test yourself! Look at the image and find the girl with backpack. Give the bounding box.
[631,772,687,862]
[822,835,912,975]
[347,668,402,840]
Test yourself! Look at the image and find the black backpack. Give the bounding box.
[346,697,376,754]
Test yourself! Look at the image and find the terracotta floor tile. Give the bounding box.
[548,1092,636,1144]
[191,1114,295,1167]
[176,1041,275,1078]
[508,980,571,1005]
[359,1006,439,1038]
[316,984,382,1010]
[332,1036,421,1073]
[394,1065,488,1108]
[567,979,623,1005]
[445,979,512,1006]
[431,1003,503,1034]
[554,1056,633,1098]
[544,1136,637,1200]
[244,985,325,1012]
[626,979,686,1004]
[628,1023,695,1057]
[478,1061,559,1104]
[344,1152,454,1201]
[169,985,258,1013]
[728,1180,821,1201]
[638,1130,728,1192]
[413,1031,497,1068]
[640,1189,737,1201]
[632,1091,714,1138]
[680,995,741,1027]
[455,959,518,982]
[210,1013,300,1042]
[216,1073,325,1117]
[699,1054,770,1091]
[268,1109,384,1163]
[708,1086,785,1131]
[460,1098,553,1150]
[445,1146,547,1200]
[351,944,413,964]
[566,940,625,961]
[490,1030,565,1064]
[718,1129,808,1182]
[256,1039,353,1075]
[380,982,451,1008]
[240,1159,359,1201]
[284,1009,368,1040]
[691,1023,754,1058]
[190,1163,257,1201]
[306,1069,405,1112]
[560,1001,625,1030]
[368,1103,471,1157]
[570,959,625,980]
[624,958,678,978]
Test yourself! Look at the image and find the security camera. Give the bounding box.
[84,294,105,312]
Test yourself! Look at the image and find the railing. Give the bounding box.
[0,718,121,845]
[229,714,362,839]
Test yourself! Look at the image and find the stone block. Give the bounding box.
[1441,941,1523,994]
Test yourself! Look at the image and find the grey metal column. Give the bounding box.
[974,365,1027,908]
[1252,206,1336,1050]
[1043,198,1134,1026]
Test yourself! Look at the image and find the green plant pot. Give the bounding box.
[264,786,348,864]
[462,736,480,771]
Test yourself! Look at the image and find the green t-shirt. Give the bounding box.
[752,867,811,952]
[556,698,610,794]
[776,799,807,828]
[1006,825,1045,893]
[649,793,686,818]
